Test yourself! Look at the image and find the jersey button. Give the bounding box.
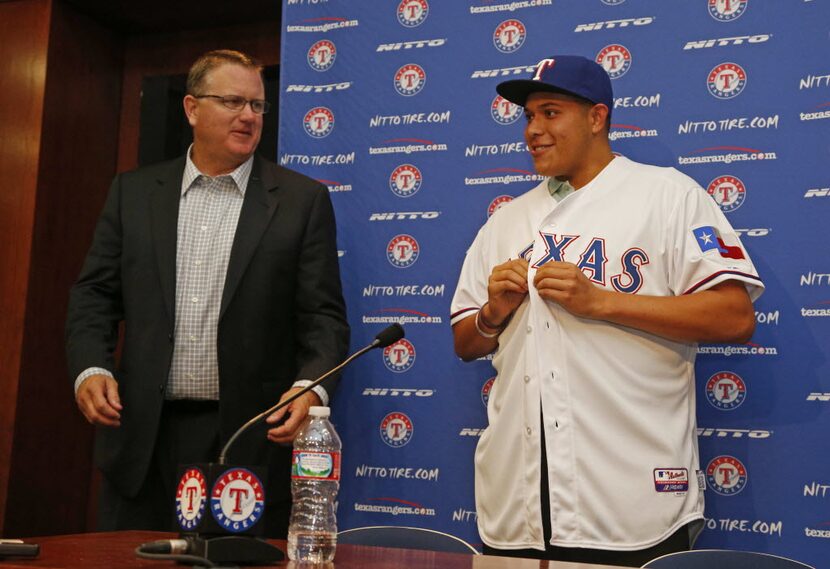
[526,426,532,436]
[526,326,532,334]
[524,375,530,383]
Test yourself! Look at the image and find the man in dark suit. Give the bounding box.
[66,49,349,537]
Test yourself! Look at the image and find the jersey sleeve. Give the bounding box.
[668,185,764,301]
[450,225,492,325]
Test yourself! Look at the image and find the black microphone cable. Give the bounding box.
[135,539,218,568]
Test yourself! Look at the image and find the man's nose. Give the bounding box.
[525,116,542,136]
[239,102,258,121]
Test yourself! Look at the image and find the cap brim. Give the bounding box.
[497,79,586,107]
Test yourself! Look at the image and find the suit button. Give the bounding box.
[168,333,174,342]
[159,384,165,393]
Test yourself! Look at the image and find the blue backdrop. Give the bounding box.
[277,1,830,566]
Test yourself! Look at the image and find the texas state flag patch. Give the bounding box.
[693,226,745,260]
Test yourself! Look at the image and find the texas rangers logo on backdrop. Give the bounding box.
[491,95,522,125]
[707,175,746,212]
[210,468,265,532]
[488,195,513,217]
[307,40,336,71]
[176,468,207,531]
[706,455,748,496]
[397,0,428,27]
[303,107,334,138]
[380,412,414,447]
[707,63,747,99]
[693,226,746,259]
[493,20,526,53]
[601,0,626,5]
[481,377,495,406]
[705,371,748,410]
[387,234,420,268]
[708,0,748,22]
[596,44,631,78]
[394,64,427,96]
[383,338,416,372]
[389,164,422,197]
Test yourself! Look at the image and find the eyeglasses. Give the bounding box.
[194,94,271,114]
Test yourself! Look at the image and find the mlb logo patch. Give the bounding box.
[693,226,746,259]
[654,468,689,493]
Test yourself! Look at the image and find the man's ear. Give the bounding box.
[590,103,610,134]
[183,95,199,127]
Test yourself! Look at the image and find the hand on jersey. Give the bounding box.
[486,259,530,325]
[533,260,606,319]
[76,374,122,428]
[265,387,322,444]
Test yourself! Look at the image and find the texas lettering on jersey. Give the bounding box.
[521,232,650,294]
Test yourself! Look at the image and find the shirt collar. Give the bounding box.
[547,177,576,203]
[181,144,254,197]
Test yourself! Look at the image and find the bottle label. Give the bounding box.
[292,451,341,481]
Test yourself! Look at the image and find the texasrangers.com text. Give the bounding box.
[353,503,435,516]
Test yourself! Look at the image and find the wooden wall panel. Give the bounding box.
[118,20,280,172]
[0,2,279,536]
[0,0,52,537]
[2,0,123,537]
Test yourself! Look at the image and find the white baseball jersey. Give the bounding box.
[451,156,763,551]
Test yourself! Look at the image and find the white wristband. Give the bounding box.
[475,310,500,339]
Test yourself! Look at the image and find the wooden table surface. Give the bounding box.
[0,531,626,569]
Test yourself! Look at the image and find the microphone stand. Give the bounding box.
[219,339,382,465]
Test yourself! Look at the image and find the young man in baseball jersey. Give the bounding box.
[451,55,763,566]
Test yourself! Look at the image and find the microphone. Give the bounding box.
[218,323,405,464]
[136,536,283,566]
[372,322,405,348]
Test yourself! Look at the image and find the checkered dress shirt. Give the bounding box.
[164,151,252,399]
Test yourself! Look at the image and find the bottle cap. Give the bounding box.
[309,406,331,418]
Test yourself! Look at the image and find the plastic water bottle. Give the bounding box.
[287,406,342,562]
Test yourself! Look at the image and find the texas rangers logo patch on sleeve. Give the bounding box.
[693,226,745,259]
[654,468,689,493]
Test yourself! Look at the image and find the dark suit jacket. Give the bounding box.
[66,155,350,503]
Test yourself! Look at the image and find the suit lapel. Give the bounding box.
[220,156,281,318]
[150,157,186,324]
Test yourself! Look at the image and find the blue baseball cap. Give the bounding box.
[497,55,613,115]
